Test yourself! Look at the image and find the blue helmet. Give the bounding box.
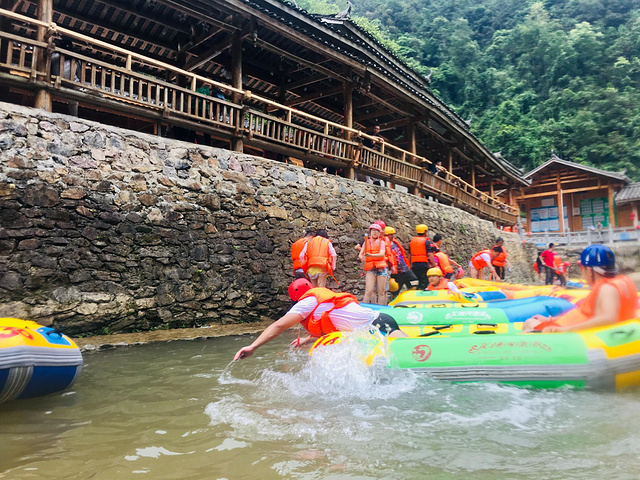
[580,244,617,274]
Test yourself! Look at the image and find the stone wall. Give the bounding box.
[0,102,536,335]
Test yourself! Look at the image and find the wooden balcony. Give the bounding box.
[0,9,519,225]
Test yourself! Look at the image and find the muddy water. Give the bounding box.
[2,331,640,480]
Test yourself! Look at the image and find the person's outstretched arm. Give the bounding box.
[234,312,303,361]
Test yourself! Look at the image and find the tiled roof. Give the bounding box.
[524,154,632,183]
[615,182,640,204]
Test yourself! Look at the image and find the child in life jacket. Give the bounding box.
[523,245,638,333]
[233,279,407,361]
[426,267,461,293]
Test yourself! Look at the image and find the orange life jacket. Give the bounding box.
[391,238,410,268]
[291,237,310,271]
[363,237,388,271]
[298,288,359,336]
[533,262,539,274]
[557,275,638,327]
[471,250,492,270]
[553,256,563,275]
[305,236,332,272]
[427,278,449,290]
[410,236,431,263]
[434,251,454,274]
[383,236,397,274]
[491,245,507,267]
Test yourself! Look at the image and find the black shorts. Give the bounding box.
[392,270,419,290]
[372,313,401,335]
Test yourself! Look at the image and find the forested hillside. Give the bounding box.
[298,0,640,179]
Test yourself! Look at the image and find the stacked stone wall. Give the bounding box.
[0,102,536,335]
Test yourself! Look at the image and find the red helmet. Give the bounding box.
[288,278,313,302]
[374,220,386,230]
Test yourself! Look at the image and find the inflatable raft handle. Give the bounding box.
[433,325,453,331]
[473,330,497,335]
[46,330,63,338]
[477,323,498,328]
[610,327,636,339]
[419,330,441,337]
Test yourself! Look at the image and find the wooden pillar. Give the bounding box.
[407,117,416,155]
[447,149,453,174]
[230,26,243,152]
[607,181,616,227]
[34,0,53,111]
[489,177,494,198]
[557,171,564,232]
[343,70,354,180]
[470,163,476,188]
[632,202,638,229]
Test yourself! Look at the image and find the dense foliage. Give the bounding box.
[298,0,640,179]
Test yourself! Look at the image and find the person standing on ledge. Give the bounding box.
[409,224,436,289]
[233,279,407,361]
[299,229,337,288]
[291,229,315,279]
[540,243,557,285]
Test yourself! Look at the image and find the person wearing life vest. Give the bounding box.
[233,278,407,361]
[469,246,502,279]
[299,229,337,288]
[358,223,389,305]
[409,224,436,290]
[431,234,462,280]
[291,229,315,279]
[491,237,510,281]
[385,226,419,298]
[552,255,568,287]
[426,267,461,293]
[374,220,396,302]
[523,245,638,333]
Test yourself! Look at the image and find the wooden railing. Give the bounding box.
[0,9,519,224]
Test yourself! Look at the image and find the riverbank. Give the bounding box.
[73,320,272,352]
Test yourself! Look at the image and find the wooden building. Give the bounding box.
[615,183,640,229]
[0,0,528,224]
[516,155,632,233]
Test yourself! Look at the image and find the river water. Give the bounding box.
[2,332,640,480]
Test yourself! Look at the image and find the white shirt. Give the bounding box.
[288,296,376,331]
[469,252,492,269]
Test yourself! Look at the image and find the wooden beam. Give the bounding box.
[608,180,616,226]
[283,85,342,107]
[286,74,329,91]
[50,6,179,52]
[151,0,238,34]
[34,0,52,111]
[254,38,346,83]
[355,108,393,123]
[380,117,410,130]
[516,184,607,199]
[183,35,233,71]
[407,117,416,155]
[557,170,564,232]
[231,25,243,152]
